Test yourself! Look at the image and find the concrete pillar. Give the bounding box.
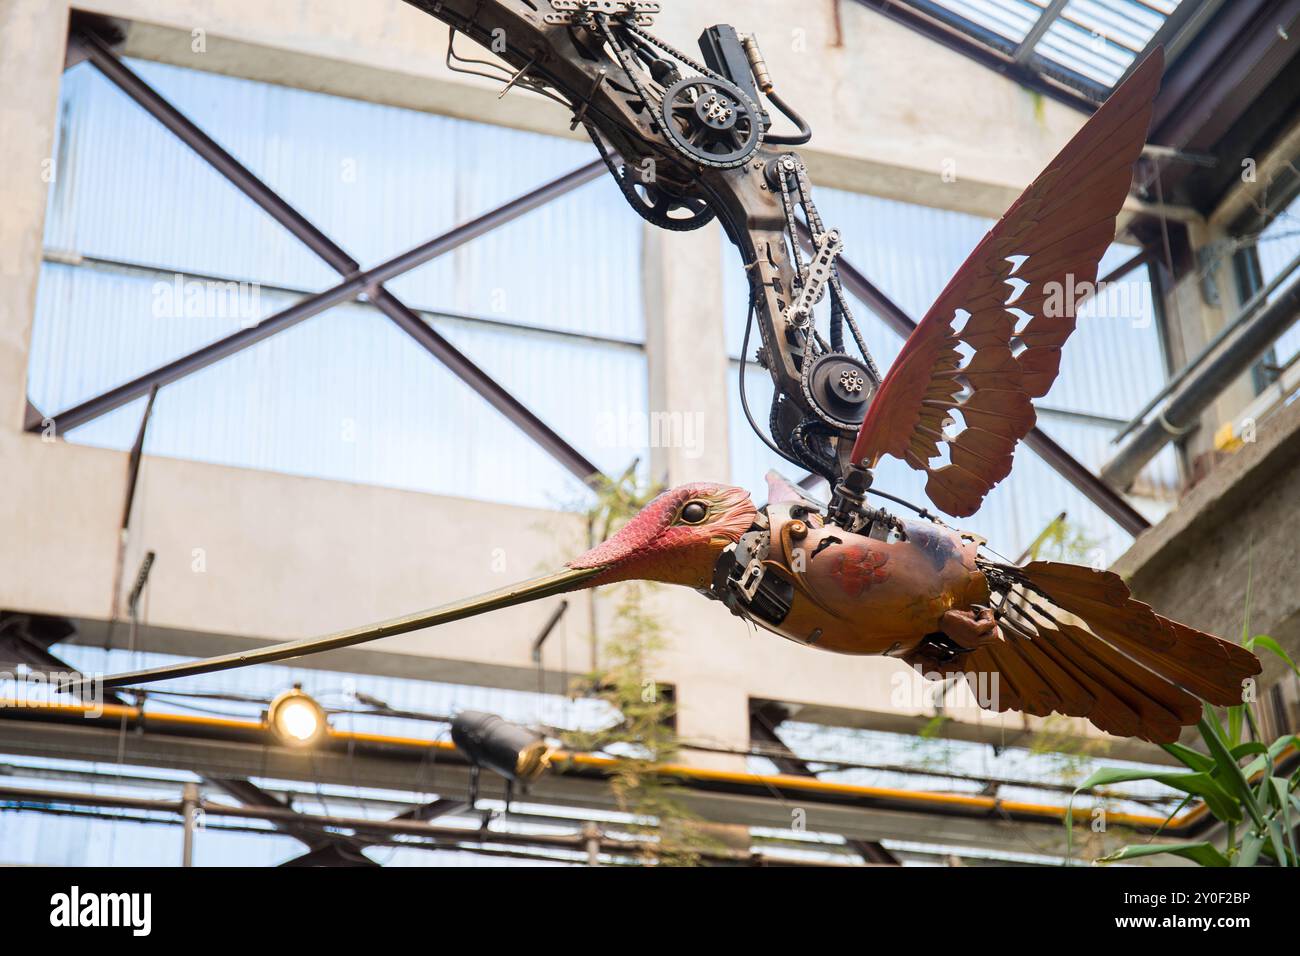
[642,220,748,776]
[641,220,731,486]
[0,0,70,433]
[673,676,751,773]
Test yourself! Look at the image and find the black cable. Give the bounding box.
[791,419,839,482]
[739,281,808,470]
[868,487,937,521]
[764,89,813,145]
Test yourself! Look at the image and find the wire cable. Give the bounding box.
[738,280,809,470]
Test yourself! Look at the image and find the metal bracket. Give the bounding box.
[545,1,659,26]
[733,528,771,600]
[784,229,844,329]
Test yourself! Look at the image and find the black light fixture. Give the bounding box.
[451,710,551,782]
[451,710,552,811]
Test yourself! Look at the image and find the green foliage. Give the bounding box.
[560,465,717,866]
[1024,512,1101,565]
[1066,566,1300,867]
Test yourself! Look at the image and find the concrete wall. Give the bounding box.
[1113,398,1300,690]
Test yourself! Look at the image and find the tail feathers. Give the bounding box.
[911,560,1261,743]
[1039,615,1194,742]
[1018,562,1260,721]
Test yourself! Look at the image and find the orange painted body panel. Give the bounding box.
[759,506,990,656]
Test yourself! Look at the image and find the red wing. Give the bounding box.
[850,49,1164,518]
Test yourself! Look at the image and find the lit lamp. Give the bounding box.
[267,685,328,748]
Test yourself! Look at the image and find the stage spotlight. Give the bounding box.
[267,685,328,748]
[451,710,551,782]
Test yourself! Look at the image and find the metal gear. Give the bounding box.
[800,352,876,431]
[660,75,763,169]
[613,164,716,231]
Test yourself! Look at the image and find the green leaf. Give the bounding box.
[1077,766,1241,824]
[1237,831,1265,867]
[1077,766,1165,789]
[1231,742,1268,760]
[1238,733,1292,778]
[1098,842,1230,867]
[1244,635,1300,678]
[1228,704,1244,748]
[1270,734,1298,763]
[1202,701,1228,743]
[1273,777,1298,865]
[1161,741,1216,773]
[1199,718,1265,829]
[1267,819,1290,867]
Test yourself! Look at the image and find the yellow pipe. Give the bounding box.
[5,697,1277,831]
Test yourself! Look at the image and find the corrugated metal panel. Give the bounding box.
[915,0,1181,88]
[1037,0,1165,86]
[930,0,1042,42]
[725,187,1176,558]
[45,59,642,341]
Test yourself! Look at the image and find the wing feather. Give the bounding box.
[849,50,1163,517]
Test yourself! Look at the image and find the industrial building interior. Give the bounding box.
[1,0,1298,868]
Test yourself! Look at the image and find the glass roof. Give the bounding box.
[902,0,1188,99]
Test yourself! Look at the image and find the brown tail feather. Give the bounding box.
[1035,614,1193,743]
[1022,615,1144,740]
[911,560,1261,743]
[1019,561,1260,715]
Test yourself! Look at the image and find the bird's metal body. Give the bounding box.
[738,504,987,657]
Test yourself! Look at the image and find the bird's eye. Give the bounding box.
[680,500,709,524]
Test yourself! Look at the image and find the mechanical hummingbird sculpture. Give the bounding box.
[83,5,1260,743]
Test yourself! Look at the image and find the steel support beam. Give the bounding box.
[206,775,378,865]
[1150,0,1298,147]
[55,32,604,484]
[1012,0,1069,65]
[750,703,900,865]
[799,225,1151,535]
[1101,272,1300,490]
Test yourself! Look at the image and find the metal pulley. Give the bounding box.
[801,353,876,430]
[660,75,763,168]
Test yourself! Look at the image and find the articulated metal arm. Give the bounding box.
[402,0,878,480]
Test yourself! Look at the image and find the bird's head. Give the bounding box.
[568,482,757,589]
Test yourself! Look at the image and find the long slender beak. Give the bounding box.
[66,566,605,693]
